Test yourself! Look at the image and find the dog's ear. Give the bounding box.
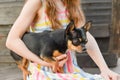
[65,20,75,34]
[82,21,92,32]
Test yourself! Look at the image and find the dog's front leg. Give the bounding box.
[41,57,59,73]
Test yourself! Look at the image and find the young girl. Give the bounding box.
[6,0,120,80]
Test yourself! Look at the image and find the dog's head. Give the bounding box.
[65,20,92,53]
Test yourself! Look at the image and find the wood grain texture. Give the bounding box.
[109,0,120,54]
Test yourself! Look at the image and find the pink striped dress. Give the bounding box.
[27,1,105,80]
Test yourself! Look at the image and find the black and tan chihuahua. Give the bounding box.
[10,20,92,80]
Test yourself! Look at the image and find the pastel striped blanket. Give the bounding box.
[27,50,105,80]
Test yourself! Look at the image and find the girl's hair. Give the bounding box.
[46,0,85,30]
[25,0,85,30]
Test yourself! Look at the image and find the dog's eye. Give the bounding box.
[72,39,80,46]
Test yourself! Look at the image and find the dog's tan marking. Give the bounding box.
[53,50,63,57]
[41,57,59,73]
[65,24,75,34]
[67,40,83,53]
[79,38,82,42]
[84,21,92,31]
[41,50,64,73]
[16,58,30,80]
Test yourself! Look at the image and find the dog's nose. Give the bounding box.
[81,43,87,52]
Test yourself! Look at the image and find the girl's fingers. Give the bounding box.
[40,60,52,67]
[56,54,67,61]
[101,71,120,80]
[58,57,68,67]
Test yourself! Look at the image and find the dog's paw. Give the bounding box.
[23,70,31,76]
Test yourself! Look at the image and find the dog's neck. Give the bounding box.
[50,29,67,53]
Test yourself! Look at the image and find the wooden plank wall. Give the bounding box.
[81,0,112,53]
[0,0,112,63]
[82,0,112,38]
[109,0,120,54]
[0,0,24,63]
[77,0,118,68]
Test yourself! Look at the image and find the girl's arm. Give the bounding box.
[6,0,52,67]
[86,32,120,80]
[86,32,108,71]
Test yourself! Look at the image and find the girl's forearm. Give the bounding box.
[6,38,51,67]
[86,32,109,71]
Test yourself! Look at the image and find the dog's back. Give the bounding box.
[10,20,92,61]
[10,29,67,61]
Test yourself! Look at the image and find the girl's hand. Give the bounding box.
[39,54,67,72]
[55,54,68,67]
[101,69,120,80]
